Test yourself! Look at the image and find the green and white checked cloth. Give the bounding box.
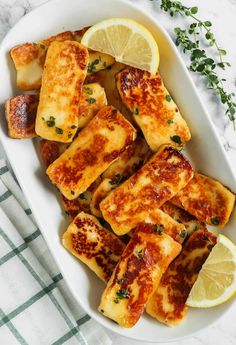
[0,158,111,345]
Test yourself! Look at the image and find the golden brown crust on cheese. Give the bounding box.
[5,94,38,138]
[146,229,216,326]
[10,28,114,91]
[98,222,182,327]
[116,67,191,151]
[171,172,235,227]
[90,136,151,218]
[61,192,92,218]
[62,212,125,283]
[102,136,151,180]
[38,139,67,168]
[35,41,89,142]
[46,106,136,200]
[88,62,134,125]
[100,145,193,235]
[79,83,107,128]
[160,201,207,236]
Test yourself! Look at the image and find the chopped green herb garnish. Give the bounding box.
[170,135,182,145]
[207,244,214,251]
[83,87,93,95]
[46,116,55,127]
[71,125,77,129]
[109,173,123,186]
[68,133,73,139]
[100,309,104,313]
[167,119,174,124]
[135,249,144,259]
[180,229,187,239]
[194,225,200,231]
[117,278,124,285]
[79,193,86,200]
[113,298,119,304]
[87,59,100,73]
[55,127,63,134]
[116,288,129,299]
[152,224,163,235]
[40,44,46,49]
[211,217,220,225]
[166,95,172,102]
[71,191,75,195]
[133,107,139,115]
[87,97,96,104]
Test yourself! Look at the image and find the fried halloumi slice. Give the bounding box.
[87,62,134,125]
[5,94,38,139]
[100,145,193,236]
[10,29,115,90]
[38,139,67,168]
[39,139,101,218]
[62,212,125,283]
[9,83,106,140]
[171,172,235,227]
[79,83,107,128]
[35,41,89,143]
[146,229,217,326]
[102,136,151,180]
[160,201,206,236]
[116,67,191,151]
[91,137,151,217]
[47,106,136,200]
[98,222,182,327]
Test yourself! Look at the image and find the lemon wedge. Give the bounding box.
[81,18,159,75]
[186,234,236,308]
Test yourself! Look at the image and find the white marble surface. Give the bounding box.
[0,0,236,344]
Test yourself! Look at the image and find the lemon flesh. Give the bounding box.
[186,234,236,308]
[81,18,159,75]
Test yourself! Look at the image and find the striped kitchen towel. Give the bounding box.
[0,159,111,345]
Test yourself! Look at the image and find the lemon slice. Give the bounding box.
[81,18,159,74]
[186,234,236,308]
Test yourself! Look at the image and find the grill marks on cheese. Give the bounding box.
[171,172,235,227]
[35,41,89,143]
[98,223,182,327]
[10,29,115,90]
[46,106,136,200]
[146,229,217,326]
[100,145,193,235]
[5,94,38,138]
[116,67,191,151]
[62,212,125,283]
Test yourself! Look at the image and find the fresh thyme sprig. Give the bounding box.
[152,0,236,126]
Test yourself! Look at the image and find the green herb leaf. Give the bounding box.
[158,0,236,127]
[133,107,139,115]
[113,298,119,304]
[170,135,182,145]
[109,174,123,185]
[55,127,63,134]
[211,217,220,225]
[83,86,93,95]
[167,119,174,124]
[135,249,144,259]
[117,278,124,284]
[71,125,77,129]
[79,193,86,200]
[116,288,129,299]
[87,58,100,73]
[166,94,172,102]
[87,97,96,104]
[46,116,55,127]
[180,229,187,239]
[152,224,163,235]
